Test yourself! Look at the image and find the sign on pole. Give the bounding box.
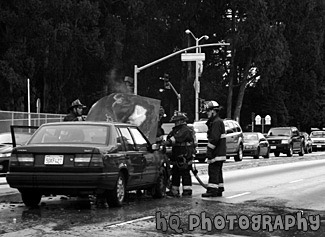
[181,53,205,62]
[255,115,261,125]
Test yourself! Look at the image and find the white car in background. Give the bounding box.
[310,130,325,151]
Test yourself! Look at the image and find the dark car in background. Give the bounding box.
[243,132,270,159]
[300,132,313,153]
[193,119,244,162]
[0,128,36,173]
[6,121,168,207]
[266,127,304,157]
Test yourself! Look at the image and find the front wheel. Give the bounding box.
[21,190,42,207]
[234,145,243,162]
[151,167,167,199]
[287,145,293,157]
[106,172,126,207]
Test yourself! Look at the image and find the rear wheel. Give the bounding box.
[151,167,167,199]
[234,145,243,162]
[263,148,270,158]
[287,145,293,157]
[106,172,126,207]
[21,190,42,207]
[298,145,304,156]
[253,147,260,159]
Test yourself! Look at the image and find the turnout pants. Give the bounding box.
[171,164,192,191]
[207,161,224,191]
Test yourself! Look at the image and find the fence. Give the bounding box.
[0,110,65,133]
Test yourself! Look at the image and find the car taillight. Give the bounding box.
[90,154,103,167]
[74,154,103,167]
[11,154,34,166]
[74,154,91,167]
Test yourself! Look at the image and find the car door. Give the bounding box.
[129,127,157,184]
[118,126,145,187]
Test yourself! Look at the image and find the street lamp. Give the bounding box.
[185,29,209,121]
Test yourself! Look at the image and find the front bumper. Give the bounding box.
[269,144,290,153]
[312,144,325,150]
[6,172,118,194]
[243,149,258,156]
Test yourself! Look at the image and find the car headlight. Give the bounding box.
[0,153,11,158]
[245,145,252,149]
[281,140,289,144]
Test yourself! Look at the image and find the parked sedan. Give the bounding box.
[0,131,35,173]
[243,132,270,159]
[6,121,168,207]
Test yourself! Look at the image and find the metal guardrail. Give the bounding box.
[0,110,65,133]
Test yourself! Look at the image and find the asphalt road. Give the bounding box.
[1,151,325,236]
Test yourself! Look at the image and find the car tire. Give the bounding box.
[106,172,126,207]
[253,147,260,159]
[152,167,167,199]
[21,190,42,207]
[287,145,293,157]
[234,145,243,162]
[298,145,304,156]
[274,152,280,157]
[263,148,270,159]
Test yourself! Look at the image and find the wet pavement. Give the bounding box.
[1,153,325,236]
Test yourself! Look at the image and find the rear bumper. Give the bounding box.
[269,144,290,153]
[6,172,118,192]
[243,149,258,156]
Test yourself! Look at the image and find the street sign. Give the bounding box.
[265,115,271,125]
[181,53,205,61]
[255,115,261,125]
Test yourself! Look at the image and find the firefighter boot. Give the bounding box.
[201,188,219,197]
[182,189,192,197]
[166,186,180,198]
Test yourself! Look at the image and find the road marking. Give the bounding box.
[107,216,155,227]
[226,192,251,199]
[289,179,303,183]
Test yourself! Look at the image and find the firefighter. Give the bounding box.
[64,99,86,121]
[201,100,226,197]
[164,112,195,197]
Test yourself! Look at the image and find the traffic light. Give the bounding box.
[159,73,171,90]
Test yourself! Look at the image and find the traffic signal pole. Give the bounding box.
[133,43,229,119]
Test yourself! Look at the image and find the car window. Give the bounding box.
[310,131,325,138]
[224,121,233,134]
[267,128,290,136]
[193,122,208,133]
[29,125,108,144]
[129,127,148,151]
[115,128,124,151]
[0,132,32,145]
[244,133,258,140]
[118,127,135,151]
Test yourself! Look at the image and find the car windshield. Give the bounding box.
[267,129,290,136]
[310,131,325,138]
[244,134,258,141]
[0,132,32,145]
[28,124,109,145]
[193,122,208,133]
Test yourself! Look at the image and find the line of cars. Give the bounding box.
[162,121,317,162]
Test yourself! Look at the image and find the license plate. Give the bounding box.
[317,145,321,148]
[44,155,64,165]
[271,146,276,149]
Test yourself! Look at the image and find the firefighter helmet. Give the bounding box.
[69,99,86,110]
[170,111,188,122]
[204,100,220,112]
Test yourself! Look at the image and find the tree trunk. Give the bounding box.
[43,45,50,112]
[233,55,253,123]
